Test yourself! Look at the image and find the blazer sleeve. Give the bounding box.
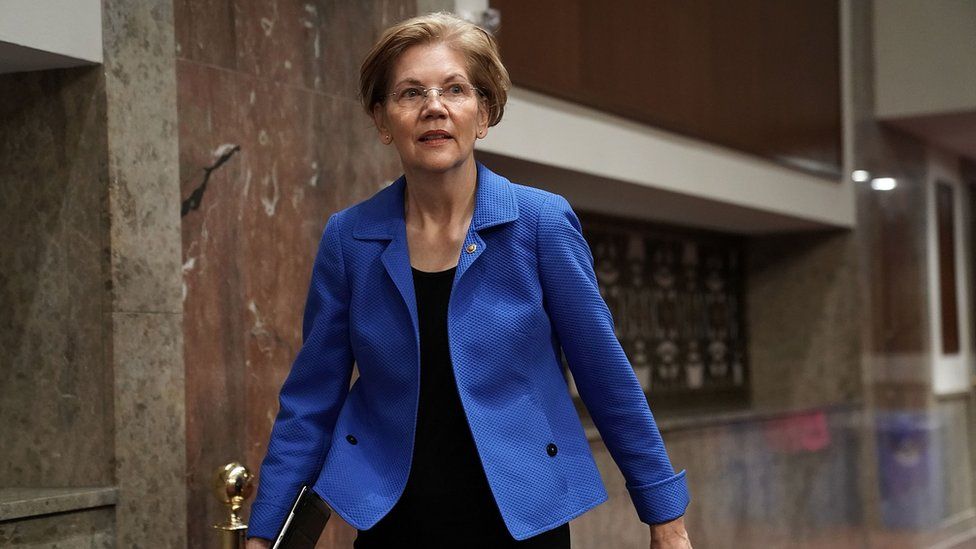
[536,193,690,525]
[247,212,355,540]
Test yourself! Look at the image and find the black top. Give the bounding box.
[353,265,569,549]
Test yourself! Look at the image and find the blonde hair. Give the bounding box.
[359,12,511,127]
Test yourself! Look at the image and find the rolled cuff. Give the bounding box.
[627,469,691,525]
[246,501,289,541]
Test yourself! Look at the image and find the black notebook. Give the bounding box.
[270,485,332,549]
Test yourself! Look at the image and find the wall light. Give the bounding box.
[851,169,871,182]
[870,177,897,191]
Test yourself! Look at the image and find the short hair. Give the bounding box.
[359,12,511,127]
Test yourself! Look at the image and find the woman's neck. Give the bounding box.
[402,158,477,230]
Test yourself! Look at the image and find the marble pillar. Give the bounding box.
[102,0,187,547]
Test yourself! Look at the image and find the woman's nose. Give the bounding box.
[421,92,448,115]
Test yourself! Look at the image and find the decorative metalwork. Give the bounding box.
[568,212,748,403]
[213,461,254,549]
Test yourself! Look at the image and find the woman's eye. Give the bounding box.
[448,84,464,95]
[401,88,421,98]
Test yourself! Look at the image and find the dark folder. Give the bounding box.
[270,485,332,549]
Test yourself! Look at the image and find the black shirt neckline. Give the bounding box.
[411,265,457,277]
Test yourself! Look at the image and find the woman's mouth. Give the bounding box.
[418,131,452,144]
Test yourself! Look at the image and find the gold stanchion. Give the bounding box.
[212,462,254,549]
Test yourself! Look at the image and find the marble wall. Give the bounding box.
[0,62,118,546]
[0,507,115,548]
[0,67,113,489]
[1,0,188,544]
[937,396,974,522]
[173,1,413,546]
[746,230,862,410]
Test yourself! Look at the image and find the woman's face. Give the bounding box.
[373,42,489,176]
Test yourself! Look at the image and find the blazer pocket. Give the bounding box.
[521,391,570,495]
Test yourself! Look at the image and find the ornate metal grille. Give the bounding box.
[565,212,749,407]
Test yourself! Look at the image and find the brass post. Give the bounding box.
[212,462,254,549]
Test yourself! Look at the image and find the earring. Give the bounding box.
[383,134,391,144]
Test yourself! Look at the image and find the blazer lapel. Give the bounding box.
[454,162,519,282]
[348,173,419,346]
[380,217,417,346]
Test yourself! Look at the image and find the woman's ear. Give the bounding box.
[372,104,392,144]
[476,101,490,139]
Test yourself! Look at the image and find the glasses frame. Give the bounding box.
[386,82,484,109]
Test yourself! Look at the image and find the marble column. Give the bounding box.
[102,1,187,547]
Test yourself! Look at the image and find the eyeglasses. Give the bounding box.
[387,82,483,109]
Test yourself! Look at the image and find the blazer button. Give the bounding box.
[346,434,358,445]
[546,442,558,457]
[466,243,477,253]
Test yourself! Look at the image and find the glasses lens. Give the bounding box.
[394,84,477,107]
[396,87,422,107]
[445,83,471,103]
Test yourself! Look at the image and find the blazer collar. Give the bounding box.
[352,161,519,241]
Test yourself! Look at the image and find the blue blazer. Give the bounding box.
[248,162,690,541]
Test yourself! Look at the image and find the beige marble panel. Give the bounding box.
[938,396,974,520]
[746,230,862,409]
[103,0,184,315]
[0,66,113,488]
[0,487,117,522]
[0,507,115,548]
[112,311,186,549]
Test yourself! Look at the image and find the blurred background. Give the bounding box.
[1,1,974,547]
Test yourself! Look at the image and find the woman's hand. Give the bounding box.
[246,538,271,549]
[649,515,692,548]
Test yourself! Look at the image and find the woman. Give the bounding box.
[247,12,692,549]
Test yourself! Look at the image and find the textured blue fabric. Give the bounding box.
[247,162,690,541]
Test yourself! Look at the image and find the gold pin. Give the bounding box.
[466,243,477,253]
